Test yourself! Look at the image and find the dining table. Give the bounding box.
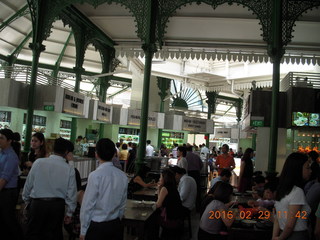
[132,187,158,201]
[122,199,157,240]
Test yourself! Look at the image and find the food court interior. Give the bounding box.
[0,0,320,240]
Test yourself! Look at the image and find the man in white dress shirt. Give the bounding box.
[22,138,77,240]
[171,166,197,214]
[145,140,154,157]
[80,138,127,240]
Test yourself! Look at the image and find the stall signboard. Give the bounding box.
[214,128,231,138]
[127,109,157,128]
[182,117,207,132]
[63,90,86,117]
[91,100,112,123]
[0,111,11,129]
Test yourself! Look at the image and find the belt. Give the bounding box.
[32,198,64,202]
[2,188,17,191]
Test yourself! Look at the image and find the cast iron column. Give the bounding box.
[205,91,217,147]
[24,43,45,152]
[136,0,158,172]
[267,0,284,175]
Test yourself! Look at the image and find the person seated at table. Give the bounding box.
[272,152,311,240]
[248,182,276,211]
[170,166,197,215]
[156,168,184,240]
[198,181,235,240]
[252,175,266,199]
[127,165,157,198]
[210,169,231,189]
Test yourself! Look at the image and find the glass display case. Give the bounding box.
[118,127,140,144]
[59,120,71,140]
[287,128,320,154]
[0,111,11,129]
[161,131,184,149]
[22,114,47,144]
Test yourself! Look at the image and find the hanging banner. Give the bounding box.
[214,128,231,138]
[90,100,113,123]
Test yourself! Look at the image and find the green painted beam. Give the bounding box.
[0,55,9,62]
[110,76,132,84]
[107,86,130,99]
[51,31,73,78]
[63,6,115,47]
[0,4,29,32]
[8,32,32,65]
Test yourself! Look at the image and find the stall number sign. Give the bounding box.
[128,110,157,127]
[63,90,85,116]
[250,120,264,127]
[182,117,207,132]
[97,104,112,123]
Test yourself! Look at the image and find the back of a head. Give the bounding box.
[254,175,265,185]
[96,138,116,161]
[162,168,176,188]
[64,140,74,153]
[186,145,193,152]
[177,146,186,157]
[170,165,186,175]
[213,181,233,203]
[13,132,21,142]
[308,151,319,162]
[243,148,254,159]
[146,140,151,145]
[53,138,69,155]
[220,169,232,178]
[122,143,128,150]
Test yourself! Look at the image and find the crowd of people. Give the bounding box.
[1,128,320,240]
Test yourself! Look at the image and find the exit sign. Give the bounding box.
[44,105,55,111]
[251,120,264,127]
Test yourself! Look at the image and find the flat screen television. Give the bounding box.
[309,113,320,127]
[292,112,309,127]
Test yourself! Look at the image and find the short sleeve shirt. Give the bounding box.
[216,154,235,174]
[274,186,311,231]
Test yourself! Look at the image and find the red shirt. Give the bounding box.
[216,154,235,174]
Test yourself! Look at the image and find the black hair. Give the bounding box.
[77,135,83,139]
[220,169,232,177]
[170,165,186,175]
[177,146,186,157]
[53,137,69,155]
[0,128,14,141]
[122,143,128,150]
[222,144,229,152]
[276,152,309,201]
[254,175,265,184]
[31,132,47,158]
[13,132,21,142]
[161,168,176,189]
[65,140,74,153]
[308,151,319,162]
[116,142,121,148]
[213,181,233,204]
[264,182,277,193]
[96,138,116,161]
[186,145,193,152]
[146,140,151,144]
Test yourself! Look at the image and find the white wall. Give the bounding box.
[255,127,287,174]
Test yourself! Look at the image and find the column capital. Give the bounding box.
[29,43,46,53]
[73,66,85,74]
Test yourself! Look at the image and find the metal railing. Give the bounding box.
[0,66,95,97]
[280,72,320,92]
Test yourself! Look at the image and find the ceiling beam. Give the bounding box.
[0,4,29,32]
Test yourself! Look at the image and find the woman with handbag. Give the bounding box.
[156,168,184,240]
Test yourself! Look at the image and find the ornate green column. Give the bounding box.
[234,98,243,147]
[97,46,115,139]
[205,91,217,147]
[157,77,171,148]
[24,43,45,152]
[267,0,285,175]
[136,0,158,172]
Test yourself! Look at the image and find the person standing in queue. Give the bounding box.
[186,145,203,211]
[24,132,47,171]
[22,137,77,240]
[0,129,23,240]
[215,144,235,175]
[80,138,127,240]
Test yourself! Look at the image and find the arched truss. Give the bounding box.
[170,79,205,111]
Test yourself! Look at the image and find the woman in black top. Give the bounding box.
[238,148,254,193]
[156,168,184,239]
[25,132,47,169]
